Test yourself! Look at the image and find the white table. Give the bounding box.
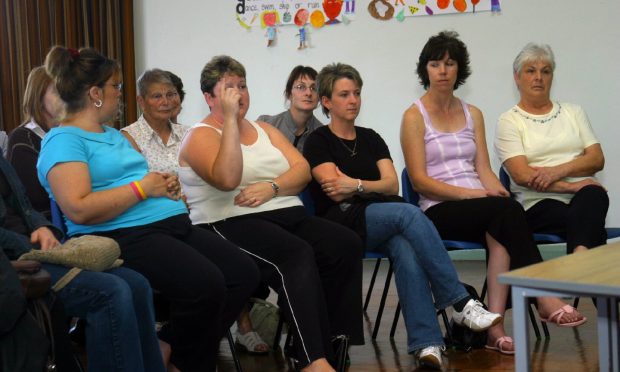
[499,242,620,371]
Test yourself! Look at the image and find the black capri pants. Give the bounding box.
[94,213,259,372]
[425,196,543,270]
[525,185,609,254]
[204,206,364,368]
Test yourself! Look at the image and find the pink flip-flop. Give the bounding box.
[485,336,515,355]
[540,305,587,327]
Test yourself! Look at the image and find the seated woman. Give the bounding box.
[496,42,608,255]
[121,69,187,174]
[7,66,64,219]
[178,55,363,372]
[38,46,259,372]
[401,31,586,355]
[165,70,185,124]
[123,68,268,356]
[257,65,323,152]
[303,62,501,370]
[0,153,162,372]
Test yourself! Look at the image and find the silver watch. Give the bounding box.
[270,181,280,197]
[356,179,364,193]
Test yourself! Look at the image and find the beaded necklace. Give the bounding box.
[512,102,562,124]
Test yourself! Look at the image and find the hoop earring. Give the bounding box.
[94,99,103,108]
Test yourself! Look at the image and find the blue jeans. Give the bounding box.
[44,264,165,372]
[365,203,468,353]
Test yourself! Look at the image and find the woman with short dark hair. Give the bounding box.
[304,61,501,369]
[179,55,363,372]
[402,32,586,356]
[258,65,322,151]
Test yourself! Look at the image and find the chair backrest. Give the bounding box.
[401,168,483,251]
[498,167,512,195]
[299,186,316,216]
[401,168,420,206]
[50,200,68,241]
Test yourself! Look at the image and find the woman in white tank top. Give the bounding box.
[178,55,364,372]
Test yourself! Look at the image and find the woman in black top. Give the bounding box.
[304,63,501,369]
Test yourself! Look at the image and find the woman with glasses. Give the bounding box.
[38,46,258,372]
[122,69,187,174]
[258,65,322,152]
[178,55,364,372]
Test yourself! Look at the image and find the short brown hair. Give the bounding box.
[316,63,363,117]
[200,55,246,96]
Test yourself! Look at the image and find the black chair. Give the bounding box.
[50,200,243,371]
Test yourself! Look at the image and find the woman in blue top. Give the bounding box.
[37,46,259,372]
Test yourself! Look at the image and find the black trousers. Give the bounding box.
[95,214,259,372]
[205,206,364,368]
[425,197,543,270]
[525,185,609,253]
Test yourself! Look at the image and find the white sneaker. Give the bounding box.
[416,345,444,370]
[452,299,503,332]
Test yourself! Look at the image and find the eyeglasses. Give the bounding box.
[293,84,317,93]
[107,83,123,91]
[148,91,179,102]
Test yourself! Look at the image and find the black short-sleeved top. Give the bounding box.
[304,125,392,237]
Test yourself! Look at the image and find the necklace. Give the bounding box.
[337,136,357,157]
[513,102,561,124]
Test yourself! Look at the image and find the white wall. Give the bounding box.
[134,0,620,225]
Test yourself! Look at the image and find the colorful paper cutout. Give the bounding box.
[310,9,326,28]
[236,0,354,28]
[366,0,499,20]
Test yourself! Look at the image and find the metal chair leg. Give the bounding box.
[389,302,401,338]
[227,329,243,372]
[480,279,488,303]
[439,309,453,344]
[527,302,541,340]
[372,260,393,339]
[364,258,382,311]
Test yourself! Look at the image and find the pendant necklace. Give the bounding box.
[337,136,357,157]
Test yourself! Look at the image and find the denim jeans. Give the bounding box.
[44,264,165,372]
[365,202,468,353]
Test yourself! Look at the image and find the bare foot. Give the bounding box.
[300,358,335,372]
[486,324,514,353]
[537,297,585,324]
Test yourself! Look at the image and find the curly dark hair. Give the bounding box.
[416,30,471,90]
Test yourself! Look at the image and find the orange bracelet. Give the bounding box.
[130,181,147,201]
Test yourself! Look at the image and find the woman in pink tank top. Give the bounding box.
[401,31,586,355]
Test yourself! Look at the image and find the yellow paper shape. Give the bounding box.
[409,6,419,14]
[310,10,325,28]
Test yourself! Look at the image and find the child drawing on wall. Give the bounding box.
[294,9,309,50]
[262,11,279,47]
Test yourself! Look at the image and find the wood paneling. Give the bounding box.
[0,0,136,132]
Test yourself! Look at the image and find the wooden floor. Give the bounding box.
[217,259,604,372]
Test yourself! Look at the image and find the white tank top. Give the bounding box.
[178,120,302,224]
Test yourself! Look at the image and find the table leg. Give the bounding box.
[612,299,619,372]
[512,286,530,372]
[597,297,618,372]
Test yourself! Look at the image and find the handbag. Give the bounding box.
[446,283,488,351]
[18,235,123,291]
[248,297,283,347]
